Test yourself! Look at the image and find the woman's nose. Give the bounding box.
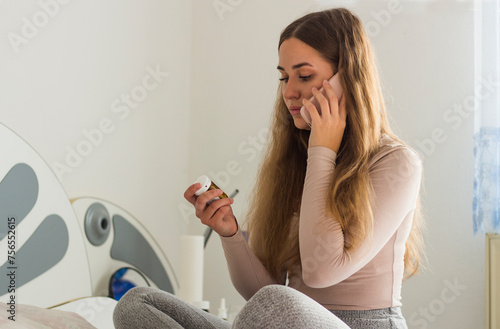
[283,80,300,100]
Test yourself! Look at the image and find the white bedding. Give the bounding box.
[0,297,116,329]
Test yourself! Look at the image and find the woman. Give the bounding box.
[113,7,424,329]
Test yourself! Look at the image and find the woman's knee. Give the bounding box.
[113,287,155,326]
[234,285,349,329]
[251,284,304,305]
[115,287,147,308]
[233,285,304,324]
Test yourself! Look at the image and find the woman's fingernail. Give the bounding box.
[323,80,329,85]
[312,87,318,92]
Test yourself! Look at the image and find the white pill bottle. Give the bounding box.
[194,175,228,202]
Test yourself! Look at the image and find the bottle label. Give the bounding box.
[208,183,228,199]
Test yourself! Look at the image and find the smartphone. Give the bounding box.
[300,73,344,127]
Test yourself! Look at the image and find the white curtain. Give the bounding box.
[474,0,500,233]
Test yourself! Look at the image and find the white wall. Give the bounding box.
[0,0,192,277]
[190,0,485,327]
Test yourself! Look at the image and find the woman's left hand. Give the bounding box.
[302,80,347,154]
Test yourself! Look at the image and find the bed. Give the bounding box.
[0,123,179,328]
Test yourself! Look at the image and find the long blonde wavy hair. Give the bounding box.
[244,8,425,283]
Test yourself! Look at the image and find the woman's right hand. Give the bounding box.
[183,183,238,237]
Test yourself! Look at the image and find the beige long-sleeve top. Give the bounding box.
[220,134,423,310]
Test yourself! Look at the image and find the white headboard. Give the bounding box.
[0,123,178,308]
[0,123,92,307]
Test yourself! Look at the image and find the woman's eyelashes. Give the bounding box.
[278,75,313,83]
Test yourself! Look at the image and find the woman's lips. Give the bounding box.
[289,106,302,115]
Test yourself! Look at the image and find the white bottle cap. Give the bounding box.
[194,175,212,196]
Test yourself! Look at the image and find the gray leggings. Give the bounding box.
[113,285,408,329]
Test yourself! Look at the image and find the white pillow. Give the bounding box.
[53,297,117,329]
[0,302,97,329]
